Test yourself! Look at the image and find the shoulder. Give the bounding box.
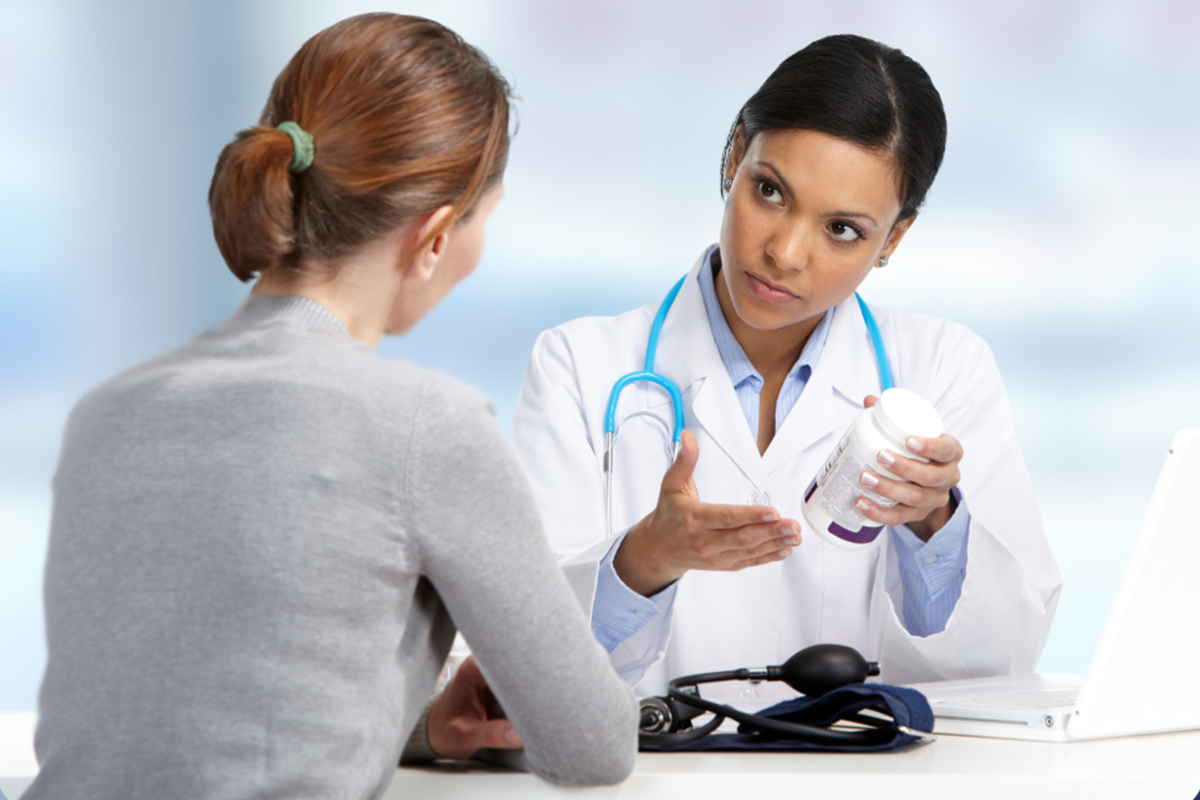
[410,371,496,438]
[520,306,660,426]
[873,305,996,374]
[531,305,655,365]
[867,305,1006,417]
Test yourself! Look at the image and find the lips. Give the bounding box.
[745,271,797,305]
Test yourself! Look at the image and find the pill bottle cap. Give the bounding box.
[874,388,943,443]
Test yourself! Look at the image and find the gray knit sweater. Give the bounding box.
[27,296,637,799]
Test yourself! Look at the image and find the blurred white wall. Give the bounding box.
[2,0,1198,711]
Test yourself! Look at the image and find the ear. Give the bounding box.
[402,205,456,283]
[724,124,747,188]
[878,216,915,264]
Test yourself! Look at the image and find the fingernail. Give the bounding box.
[860,471,880,489]
[775,548,791,560]
[790,523,802,536]
[506,729,523,748]
[906,437,923,453]
[763,511,780,522]
[877,450,896,467]
[855,499,871,512]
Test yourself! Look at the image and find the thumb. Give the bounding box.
[473,719,523,751]
[659,428,698,496]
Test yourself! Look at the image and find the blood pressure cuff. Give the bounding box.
[639,683,933,752]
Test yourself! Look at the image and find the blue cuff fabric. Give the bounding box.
[591,531,678,652]
[889,486,970,637]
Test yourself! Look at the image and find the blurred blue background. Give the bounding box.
[2,0,1198,712]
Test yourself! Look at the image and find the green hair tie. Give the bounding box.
[276,121,314,173]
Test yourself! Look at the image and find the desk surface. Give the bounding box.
[4,713,1199,800]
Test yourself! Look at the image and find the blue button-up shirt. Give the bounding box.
[591,252,970,650]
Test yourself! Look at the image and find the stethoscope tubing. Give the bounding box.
[638,670,897,748]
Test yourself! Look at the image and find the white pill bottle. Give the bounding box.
[801,388,943,550]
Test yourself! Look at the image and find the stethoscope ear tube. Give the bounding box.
[855,292,893,392]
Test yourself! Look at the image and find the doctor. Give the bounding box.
[514,34,1061,698]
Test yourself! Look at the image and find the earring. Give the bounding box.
[877,256,889,268]
[722,178,732,191]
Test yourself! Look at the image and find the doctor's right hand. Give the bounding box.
[613,429,801,597]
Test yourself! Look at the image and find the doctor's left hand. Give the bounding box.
[427,656,523,759]
[855,395,963,542]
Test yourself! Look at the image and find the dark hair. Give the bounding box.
[209,13,513,282]
[721,34,946,222]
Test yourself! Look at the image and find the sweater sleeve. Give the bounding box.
[403,378,638,787]
[397,701,438,765]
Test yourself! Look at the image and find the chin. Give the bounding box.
[732,299,800,331]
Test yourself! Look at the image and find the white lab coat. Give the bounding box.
[513,251,1062,699]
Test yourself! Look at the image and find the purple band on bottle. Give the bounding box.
[827,522,883,545]
[804,480,818,502]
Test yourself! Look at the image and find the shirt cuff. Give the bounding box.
[591,531,678,652]
[889,487,970,636]
[891,486,970,595]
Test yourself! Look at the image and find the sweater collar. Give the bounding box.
[234,294,352,339]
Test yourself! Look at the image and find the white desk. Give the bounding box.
[4,713,1199,799]
[390,732,1200,800]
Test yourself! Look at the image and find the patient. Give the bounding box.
[26,14,636,799]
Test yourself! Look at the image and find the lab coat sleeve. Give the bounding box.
[869,326,1063,684]
[513,327,617,607]
[513,326,677,686]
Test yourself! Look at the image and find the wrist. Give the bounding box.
[614,517,684,597]
[907,491,958,543]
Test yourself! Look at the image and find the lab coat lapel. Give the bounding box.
[762,295,883,475]
[652,253,771,492]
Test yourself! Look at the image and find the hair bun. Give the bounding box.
[208,14,513,283]
[208,125,298,281]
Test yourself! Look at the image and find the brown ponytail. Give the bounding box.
[208,14,513,282]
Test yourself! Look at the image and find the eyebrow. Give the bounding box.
[756,160,879,227]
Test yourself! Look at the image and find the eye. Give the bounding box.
[829,221,864,243]
[756,179,785,206]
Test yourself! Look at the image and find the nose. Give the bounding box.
[765,219,811,272]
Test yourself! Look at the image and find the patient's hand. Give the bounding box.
[427,656,523,759]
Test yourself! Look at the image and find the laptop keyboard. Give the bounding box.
[933,688,1080,711]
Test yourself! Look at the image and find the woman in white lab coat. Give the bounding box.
[513,34,1062,699]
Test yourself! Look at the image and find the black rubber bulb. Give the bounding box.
[776,644,881,697]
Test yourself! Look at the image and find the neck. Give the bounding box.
[714,272,821,382]
[251,246,402,349]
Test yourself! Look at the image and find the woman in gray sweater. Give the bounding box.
[27,13,637,799]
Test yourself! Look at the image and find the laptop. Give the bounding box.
[907,429,1200,741]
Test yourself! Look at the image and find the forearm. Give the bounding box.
[411,385,637,785]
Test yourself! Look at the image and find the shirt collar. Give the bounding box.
[696,245,834,391]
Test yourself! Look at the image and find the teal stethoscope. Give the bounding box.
[602,274,894,537]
